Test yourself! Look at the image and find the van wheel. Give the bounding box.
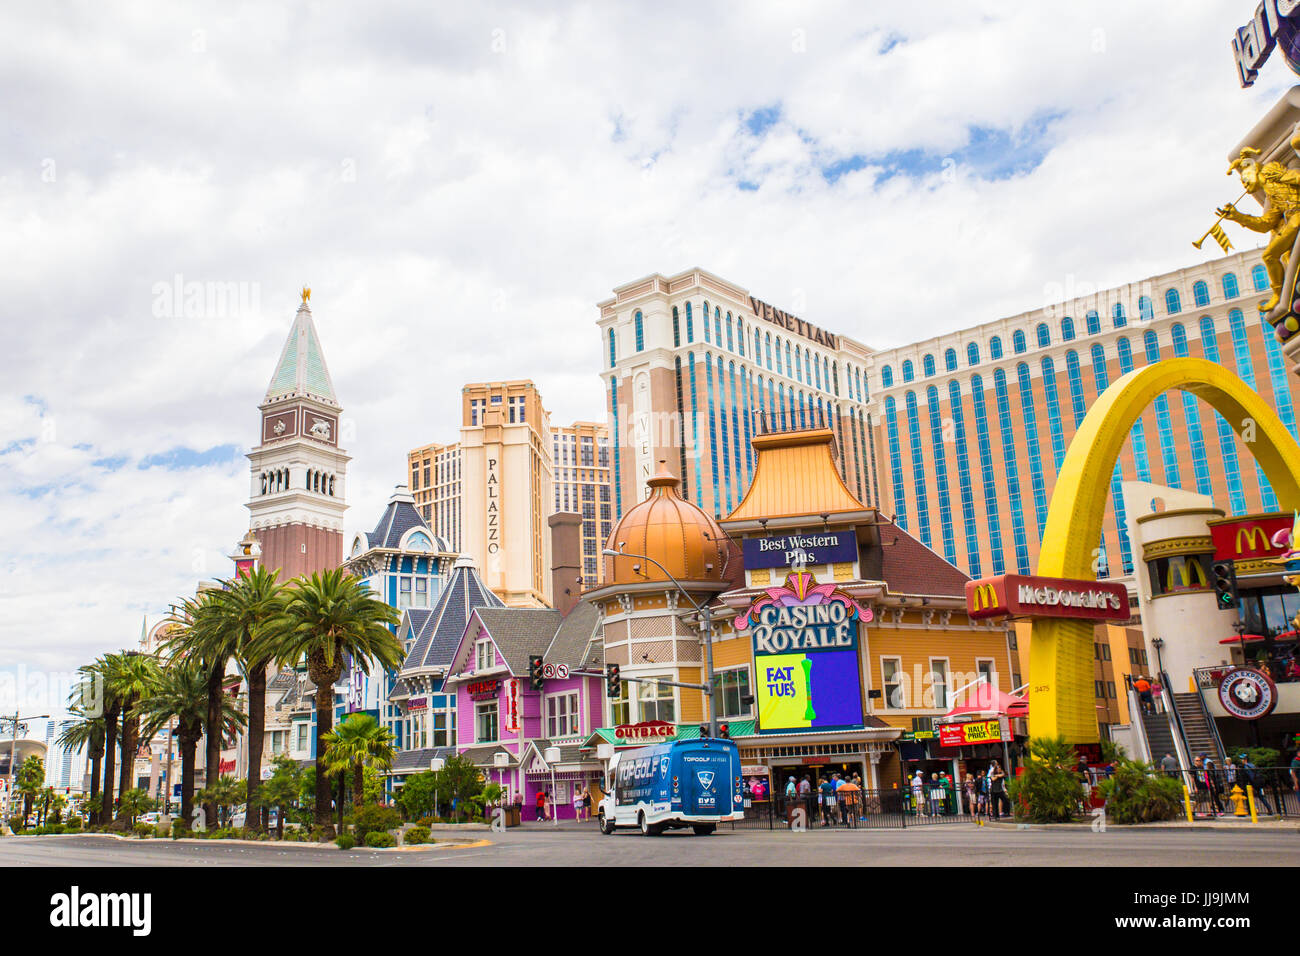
[598,811,614,835]
[692,824,715,836]
[638,812,650,836]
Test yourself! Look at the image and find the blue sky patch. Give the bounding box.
[138,443,242,470]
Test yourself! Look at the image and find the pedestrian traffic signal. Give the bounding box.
[605,663,620,698]
[528,655,545,690]
[1211,561,1238,610]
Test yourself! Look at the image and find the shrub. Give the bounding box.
[65,817,83,831]
[133,823,153,839]
[47,824,66,835]
[405,825,432,845]
[171,819,189,840]
[1007,736,1086,823]
[7,816,24,833]
[351,804,401,844]
[335,833,356,850]
[416,816,434,828]
[364,831,396,848]
[309,827,332,843]
[154,824,170,839]
[1097,760,1184,824]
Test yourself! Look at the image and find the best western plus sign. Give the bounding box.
[965,574,1130,621]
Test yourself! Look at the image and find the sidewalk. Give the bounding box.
[977,818,1300,832]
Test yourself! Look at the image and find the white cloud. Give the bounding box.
[0,1,1290,710]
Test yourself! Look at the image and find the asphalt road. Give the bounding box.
[2,824,1297,866]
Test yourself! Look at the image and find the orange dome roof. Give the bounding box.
[604,463,730,586]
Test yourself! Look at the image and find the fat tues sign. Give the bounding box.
[734,570,870,735]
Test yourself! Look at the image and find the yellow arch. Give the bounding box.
[1029,357,1300,742]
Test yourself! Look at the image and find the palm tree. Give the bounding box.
[108,652,161,825]
[138,656,246,828]
[208,567,283,830]
[165,590,236,829]
[262,569,401,835]
[321,713,396,810]
[57,682,106,826]
[94,654,124,826]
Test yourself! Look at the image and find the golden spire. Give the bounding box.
[301,286,311,304]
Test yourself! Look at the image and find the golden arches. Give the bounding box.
[1029,357,1300,741]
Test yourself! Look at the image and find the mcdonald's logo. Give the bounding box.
[1235,525,1268,554]
[1209,514,1292,562]
[965,579,1005,619]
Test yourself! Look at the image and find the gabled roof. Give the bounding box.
[864,517,971,597]
[725,427,865,522]
[264,300,339,407]
[544,601,602,669]
[359,486,448,554]
[399,556,505,674]
[470,608,563,675]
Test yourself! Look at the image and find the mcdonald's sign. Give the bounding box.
[965,575,1130,621]
[1208,513,1293,562]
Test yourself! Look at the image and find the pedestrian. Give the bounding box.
[910,770,925,816]
[831,773,845,824]
[1224,757,1239,794]
[1192,756,1224,816]
[785,776,797,806]
[989,762,1010,820]
[573,784,585,821]
[963,772,977,816]
[1290,752,1300,792]
[1159,752,1179,777]
[818,776,836,827]
[798,775,812,796]
[928,772,945,816]
[1239,754,1273,814]
[582,785,592,821]
[1133,674,1154,715]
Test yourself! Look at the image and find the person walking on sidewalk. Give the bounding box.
[1192,756,1224,816]
[988,762,1010,820]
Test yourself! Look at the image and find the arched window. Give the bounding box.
[1222,273,1239,299]
[703,301,711,342]
[1192,281,1209,307]
[989,336,1003,360]
[765,332,773,370]
[736,317,745,355]
[902,359,915,383]
[944,348,957,371]
[672,307,680,348]
[1165,288,1182,314]
[685,301,694,342]
[1013,330,1026,354]
[1035,323,1050,348]
[725,313,734,351]
[1252,264,1269,292]
[923,354,936,377]
[795,345,803,382]
[881,365,893,388]
[1085,310,1100,335]
[786,341,793,376]
[1061,317,1075,341]
[634,311,644,351]
[1112,303,1126,328]
[608,328,616,368]
[967,342,980,366]
[1143,329,1159,360]
[1139,296,1153,320]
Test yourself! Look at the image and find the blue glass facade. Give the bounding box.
[926,385,957,564]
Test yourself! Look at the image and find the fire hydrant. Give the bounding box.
[1229,785,1249,817]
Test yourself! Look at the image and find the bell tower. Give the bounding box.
[245,289,349,578]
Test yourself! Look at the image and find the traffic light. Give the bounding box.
[605,663,620,698]
[698,724,710,739]
[1211,561,1238,610]
[718,723,730,739]
[528,655,544,690]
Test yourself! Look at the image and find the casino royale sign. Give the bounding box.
[750,601,856,654]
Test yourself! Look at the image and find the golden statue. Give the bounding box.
[301,286,311,303]
[1216,135,1300,314]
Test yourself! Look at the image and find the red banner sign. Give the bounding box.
[614,720,675,742]
[965,574,1128,621]
[467,679,500,700]
[1208,514,1293,562]
[938,719,1011,747]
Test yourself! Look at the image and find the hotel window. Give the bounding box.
[1061,316,1075,341]
[1165,288,1182,314]
[923,354,935,377]
[475,639,495,672]
[609,680,631,726]
[546,692,580,738]
[685,301,694,342]
[634,311,644,351]
[1012,330,1026,354]
[1139,295,1154,320]
[928,660,949,709]
[881,657,905,709]
[881,365,893,387]
[902,359,914,383]
[967,341,980,366]
[714,667,751,719]
[638,677,675,723]
[1193,280,1210,307]
[608,328,616,368]
[672,306,680,347]
[1035,322,1050,347]
[989,335,1003,359]
[470,398,485,426]
[1085,310,1100,335]
[1112,303,1127,328]
[1253,264,1269,292]
[475,702,499,743]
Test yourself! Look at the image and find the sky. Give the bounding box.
[0,1,1292,715]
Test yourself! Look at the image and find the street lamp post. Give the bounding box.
[429,756,445,820]
[602,547,721,738]
[544,746,561,827]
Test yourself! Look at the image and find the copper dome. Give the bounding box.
[604,463,730,586]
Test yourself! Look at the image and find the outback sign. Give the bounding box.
[966,574,1129,621]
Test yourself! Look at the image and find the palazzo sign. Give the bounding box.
[486,456,501,556]
[966,574,1129,621]
[735,570,870,735]
[742,531,856,570]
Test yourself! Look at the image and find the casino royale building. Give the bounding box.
[599,249,1300,587]
[579,422,1021,789]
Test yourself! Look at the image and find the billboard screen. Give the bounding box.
[735,570,870,735]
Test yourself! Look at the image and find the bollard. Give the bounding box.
[1229,785,1248,817]
[1182,785,1193,822]
[1247,785,1258,823]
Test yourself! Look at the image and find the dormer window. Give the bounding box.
[475,639,494,672]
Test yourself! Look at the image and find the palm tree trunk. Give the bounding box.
[179,727,198,828]
[313,681,334,834]
[245,660,268,831]
[101,703,119,825]
[204,662,223,829]
[116,708,136,820]
[337,772,346,832]
[354,760,364,808]
[88,751,102,826]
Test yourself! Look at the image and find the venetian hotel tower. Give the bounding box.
[245,290,350,577]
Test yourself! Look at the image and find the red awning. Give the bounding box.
[1218,634,1268,644]
[944,684,1028,720]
